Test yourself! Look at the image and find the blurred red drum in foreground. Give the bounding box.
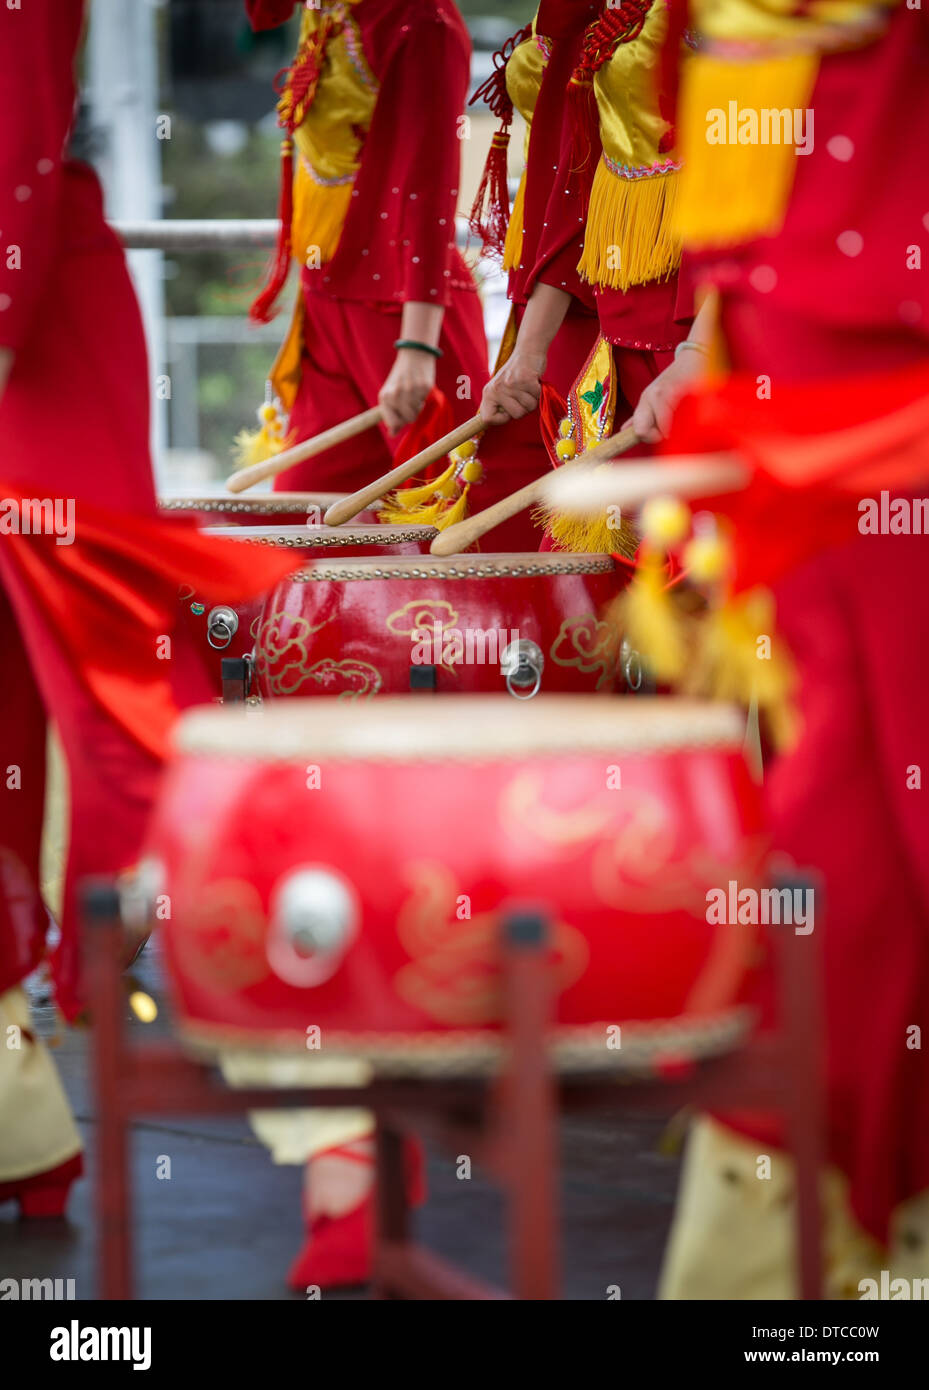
[254,552,634,701]
[145,696,766,1076]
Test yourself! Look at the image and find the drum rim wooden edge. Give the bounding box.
[173,1006,756,1077]
[200,524,439,545]
[280,553,617,581]
[174,695,747,760]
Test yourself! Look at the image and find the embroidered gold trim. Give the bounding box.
[202,524,437,548]
[173,1006,755,1078]
[285,554,616,583]
[158,493,344,514]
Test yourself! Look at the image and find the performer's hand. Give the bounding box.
[379,349,437,435]
[0,348,13,403]
[624,348,707,443]
[479,349,545,426]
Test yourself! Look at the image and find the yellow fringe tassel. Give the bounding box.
[502,168,527,273]
[379,485,468,531]
[380,463,458,519]
[532,496,639,558]
[609,547,688,684]
[232,425,295,468]
[578,164,682,292]
[684,589,798,752]
[436,485,471,531]
[674,52,820,250]
[291,161,355,267]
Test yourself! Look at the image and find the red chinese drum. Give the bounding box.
[254,552,633,700]
[177,523,437,684]
[148,696,763,1075]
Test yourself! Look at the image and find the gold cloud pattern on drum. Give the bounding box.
[173,878,271,991]
[549,613,622,690]
[385,599,459,637]
[394,862,589,1026]
[499,771,615,847]
[591,793,769,916]
[386,598,462,677]
[255,609,337,695]
[300,658,382,700]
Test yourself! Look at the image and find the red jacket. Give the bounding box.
[247,0,477,308]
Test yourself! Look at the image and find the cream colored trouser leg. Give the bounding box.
[0,984,82,1183]
[660,1115,929,1300]
[218,1051,372,1163]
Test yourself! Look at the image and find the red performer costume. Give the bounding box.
[242,0,543,550]
[648,0,929,1296]
[0,0,294,1217]
[472,2,693,547]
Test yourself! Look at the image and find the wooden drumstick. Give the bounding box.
[429,423,639,556]
[324,413,484,526]
[225,406,385,494]
[541,452,749,515]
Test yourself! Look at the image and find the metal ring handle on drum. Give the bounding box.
[620,638,654,695]
[625,647,644,692]
[501,639,544,701]
[507,666,542,700]
[207,605,240,651]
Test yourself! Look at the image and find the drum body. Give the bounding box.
[177,525,437,689]
[159,491,377,528]
[149,696,765,1075]
[255,552,632,700]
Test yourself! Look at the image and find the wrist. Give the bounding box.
[393,338,442,360]
[673,340,710,363]
[511,344,547,373]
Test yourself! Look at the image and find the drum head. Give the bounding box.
[176,694,746,761]
[282,552,617,581]
[158,490,345,514]
[200,524,438,547]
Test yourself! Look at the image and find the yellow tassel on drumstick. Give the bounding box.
[233,396,294,468]
[378,439,485,531]
[226,405,385,494]
[324,413,485,527]
[429,424,641,557]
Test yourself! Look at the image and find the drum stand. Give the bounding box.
[86,882,824,1302]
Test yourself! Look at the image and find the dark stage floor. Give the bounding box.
[2,939,683,1301]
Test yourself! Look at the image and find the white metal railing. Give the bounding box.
[112,216,473,251]
[112,218,507,464]
[114,218,280,250]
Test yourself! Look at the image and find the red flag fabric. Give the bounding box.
[662,362,929,592]
[0,487,298,761]
[390,387,457,484]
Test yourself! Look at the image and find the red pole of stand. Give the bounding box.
[84,879,134,1300]
[500,907,559,1300]
[373,1125,411,1299]
[775,873,825,1301]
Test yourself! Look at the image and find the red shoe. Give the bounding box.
[287,1196,374,1292]
[287,1138,427,1293]
[0,1152,83,1219]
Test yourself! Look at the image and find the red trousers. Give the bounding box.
[714,284,929,1242]
[723,527,929,1243]
[275,290,599,552]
